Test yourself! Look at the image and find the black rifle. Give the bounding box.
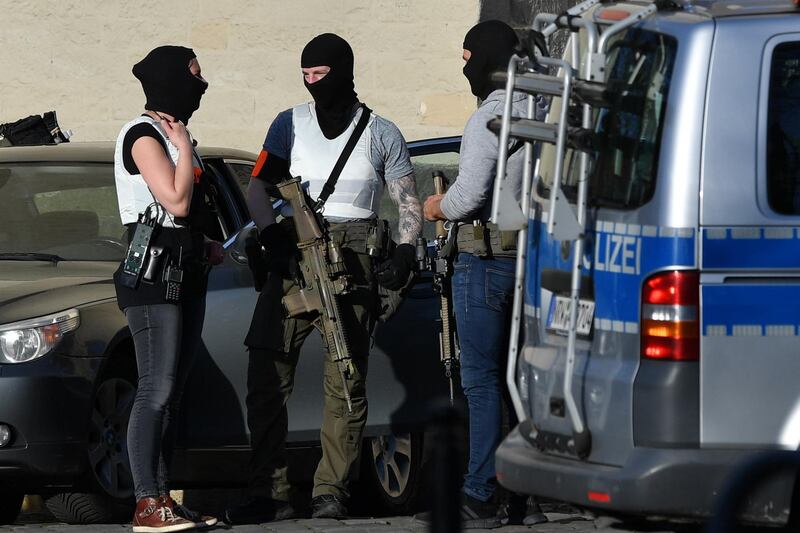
[416,171,459,404]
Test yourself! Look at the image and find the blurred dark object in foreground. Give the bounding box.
[428,399,465,533]
[0,111,71,147]
[707,450,800,533]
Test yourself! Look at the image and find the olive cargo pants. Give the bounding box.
[244,227,378,503]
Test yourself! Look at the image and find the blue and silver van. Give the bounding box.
[489,0,800,524]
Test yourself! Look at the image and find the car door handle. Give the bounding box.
[230,249,249,265]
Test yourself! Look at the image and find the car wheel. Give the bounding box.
[46,374,136,523]
[356,432,425,515]
[0,491,23,525]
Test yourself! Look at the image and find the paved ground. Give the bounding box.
[8,495,785,532]
[7,500,713,533]
[8,513,687,533]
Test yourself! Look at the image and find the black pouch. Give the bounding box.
[119,222,155,289]
[0,111,70,146]
[142,245,169,283]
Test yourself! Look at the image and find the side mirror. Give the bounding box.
[225,221,258,265]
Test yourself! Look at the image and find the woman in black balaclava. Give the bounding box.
[300,33,359,139]
[113,45,220,533]
[462,20,519,100]
[133,45,208,124]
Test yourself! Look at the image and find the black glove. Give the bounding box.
[375,243,416,291]
[244,235,268,291]
[259,223,298,279]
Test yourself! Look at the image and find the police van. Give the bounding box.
[488,0,800,524]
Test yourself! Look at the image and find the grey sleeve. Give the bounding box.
[440,108,500,222]
[370,117,414,181]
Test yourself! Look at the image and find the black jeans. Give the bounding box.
[125,293,206,500]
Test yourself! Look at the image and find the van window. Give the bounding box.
[767,42,800,215]
[539,29,677,209]
[589,29,677,208]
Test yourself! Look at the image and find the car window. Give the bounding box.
[201,159,257,238]
[225,148,460,241]
[380,150,460,241]
[34,185,121,241]
[228,162,253,196]
[767,41,800,214]
[0,163,126,260]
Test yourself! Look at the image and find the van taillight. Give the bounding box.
[641,271,699,361]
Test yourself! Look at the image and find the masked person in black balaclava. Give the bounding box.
[300,33,359,139]
[420,21,550,529]
[225,33,422,524]
[113,45,222,533]
[133,45,208,125]
[462,20,520,101]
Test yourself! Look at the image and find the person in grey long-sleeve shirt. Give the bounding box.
[419,20,549,529]
[435,88,545,222]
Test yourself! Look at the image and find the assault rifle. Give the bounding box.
[276,177,355,413]
[416,171,459,404]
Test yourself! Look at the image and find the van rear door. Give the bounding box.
[524,22,704,466]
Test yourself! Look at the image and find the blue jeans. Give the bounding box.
[125,294,206,500]
[452,252,516,503]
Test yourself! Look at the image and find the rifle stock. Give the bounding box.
[275,177,355,412]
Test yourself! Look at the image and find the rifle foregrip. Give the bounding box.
[325,294,351,359]
[324,294,354,413]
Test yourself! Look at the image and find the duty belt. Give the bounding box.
[455,221,518,258]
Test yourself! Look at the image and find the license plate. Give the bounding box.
[547,295,595,336]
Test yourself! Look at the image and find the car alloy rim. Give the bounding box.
[88,378,135,499]
[370,433,412,498]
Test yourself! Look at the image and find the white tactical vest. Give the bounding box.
[289,103,382,221]
[114,116,202,227]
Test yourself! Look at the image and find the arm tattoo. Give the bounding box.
[387,173,423,245]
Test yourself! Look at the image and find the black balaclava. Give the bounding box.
[462,20,519,100]
[132,45,208,124]
[301,33,359,139]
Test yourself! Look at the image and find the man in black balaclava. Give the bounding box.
[300,33,359,139]
[133,45,208,124]
[226,33,422,525]
[462,20,520,101]
[420,20,550,529]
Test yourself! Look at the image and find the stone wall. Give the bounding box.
[480,0,578,56]
[0,0,480,152]
[480,0,577,27]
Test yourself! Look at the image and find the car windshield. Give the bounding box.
[0,163,125,261]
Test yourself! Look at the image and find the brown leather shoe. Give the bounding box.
[160,495,218,528]
[132,497,196,533]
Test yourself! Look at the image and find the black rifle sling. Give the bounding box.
[315,104,372,211]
